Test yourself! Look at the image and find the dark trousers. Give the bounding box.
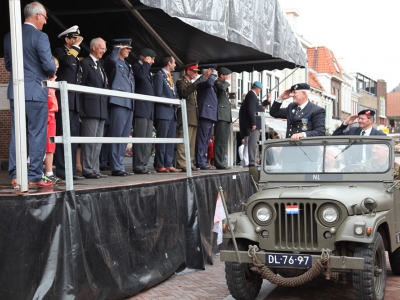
[195,118,214,168]
[54,109,80,178]
[132,117,153,172]
[108,105,133,171]
[154,118,177,168]
[214,120,230,168]
[9,100,47,182]
[100,123,110,169]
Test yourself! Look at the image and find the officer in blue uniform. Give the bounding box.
[104,38,135,176]
[195,64,218,170]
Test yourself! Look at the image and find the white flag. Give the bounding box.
[212,192,226,245]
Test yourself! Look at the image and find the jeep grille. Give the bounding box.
[274,202,318,250]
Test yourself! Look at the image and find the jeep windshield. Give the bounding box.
[264,142,390,174]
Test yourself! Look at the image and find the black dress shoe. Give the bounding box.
[100,166,109,171]
[112,170,133,176]
[73,175,85,180]
[135,169,154,174]
[96,173,108,178]
[216,166,232,170]
[84,173,100,179]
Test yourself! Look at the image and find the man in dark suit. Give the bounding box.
[214,67,232,170]
[104,38,135,176]
[53,25,84,181]
[176,63,200,172]
[153,56,181,173]
[195,64,218,170]
[332,109,386,136]
[131,48,157,174]
[239,82,268,167]
[80,38,109,179]
[270,83,326,139]
[4,1,56,187]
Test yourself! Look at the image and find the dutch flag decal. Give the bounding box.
[286,205,299,215]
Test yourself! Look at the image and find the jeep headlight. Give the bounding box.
[318,204,340,227]
[252,204,273,226]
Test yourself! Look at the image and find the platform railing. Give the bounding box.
[42,80,192,191]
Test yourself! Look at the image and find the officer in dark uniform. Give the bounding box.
[195,64,218,170]
[214,67,232,169]
[104,38,135,176]
[53,25,84,180]
[175,63,200,172]
[270,83,325,139]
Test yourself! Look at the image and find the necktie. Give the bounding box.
[96,61,104,81]
[296,106,301,116]
[361,130,366,136]
[168,73,173,87]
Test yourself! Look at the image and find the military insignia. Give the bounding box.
[292,109,295,114]
[301,118,308,131]
[77,28,80,34]
[294,84,298,90]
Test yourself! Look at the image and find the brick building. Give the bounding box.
[0,58,11,169]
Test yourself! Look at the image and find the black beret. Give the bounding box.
[218,67,232,75]
[140,48,156,58]
[200,63,217,70]
[112,38,132,49]
[358,109,376,117]
[290,83,310,91]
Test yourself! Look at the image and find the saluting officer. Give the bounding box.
[175,63,200,172]
[270,83,325,140]
[214,67,232,170]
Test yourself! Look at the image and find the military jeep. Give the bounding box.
[221,135,400,300]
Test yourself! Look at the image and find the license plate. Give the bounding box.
[265,253,312,267]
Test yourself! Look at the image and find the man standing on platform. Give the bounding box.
[104,38,135,176]
[53,25,85,181]
[214,67,232,170]
[131,48,157,174]
[195,64,218,170]
[153,56,181,173]
[80,38,109,179]
[176,63,200,172]
[270,83,325,139]
[4,1,56,187]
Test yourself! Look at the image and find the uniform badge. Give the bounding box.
[301,118,308,131]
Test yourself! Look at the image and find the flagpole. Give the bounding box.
[218,186,242,264]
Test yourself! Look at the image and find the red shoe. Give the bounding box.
[28,180,53,187]
[156,167,169,173]
[166,167,182,172]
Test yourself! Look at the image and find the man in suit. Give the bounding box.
[52,25,85,181]
[332,109,386,136]
[131,48,157,174]
[4,1,56,187]
[80,38,108,179]
[239,82,269,167]
[270,83,326,139]
[153,56,181,173]
[214,67,232,170]
[175,63,200,172]
[195,64,218,170]
[104,38,135,176]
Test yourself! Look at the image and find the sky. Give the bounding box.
[278,0,400,92]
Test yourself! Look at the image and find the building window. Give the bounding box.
[274,77,279,99]
[237,78,242,102]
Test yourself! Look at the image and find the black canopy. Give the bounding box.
[1,0,307,72]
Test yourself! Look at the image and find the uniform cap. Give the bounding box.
[290,83,310,91]
[200,63,217,70]
[253,81,263,89]
[140,48,156,58]
[218,67,232,75]
[184,62,200,71]
[358,109,376,117]
[58,25,81,38]
[112,38,132,49]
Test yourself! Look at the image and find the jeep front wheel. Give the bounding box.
[225,239,262,300]
[353,232,386,300]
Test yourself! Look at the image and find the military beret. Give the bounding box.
[290,83,310,91]
[184,62,200,71]
[58,25,81,38]
[140,48,156,58]
[200,63,217,70]
[219,67,232,75]
[253,81,263,89]
[358,109,376,117]
[112,38,132,49]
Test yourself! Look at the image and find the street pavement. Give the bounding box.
[128,253,400,300]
